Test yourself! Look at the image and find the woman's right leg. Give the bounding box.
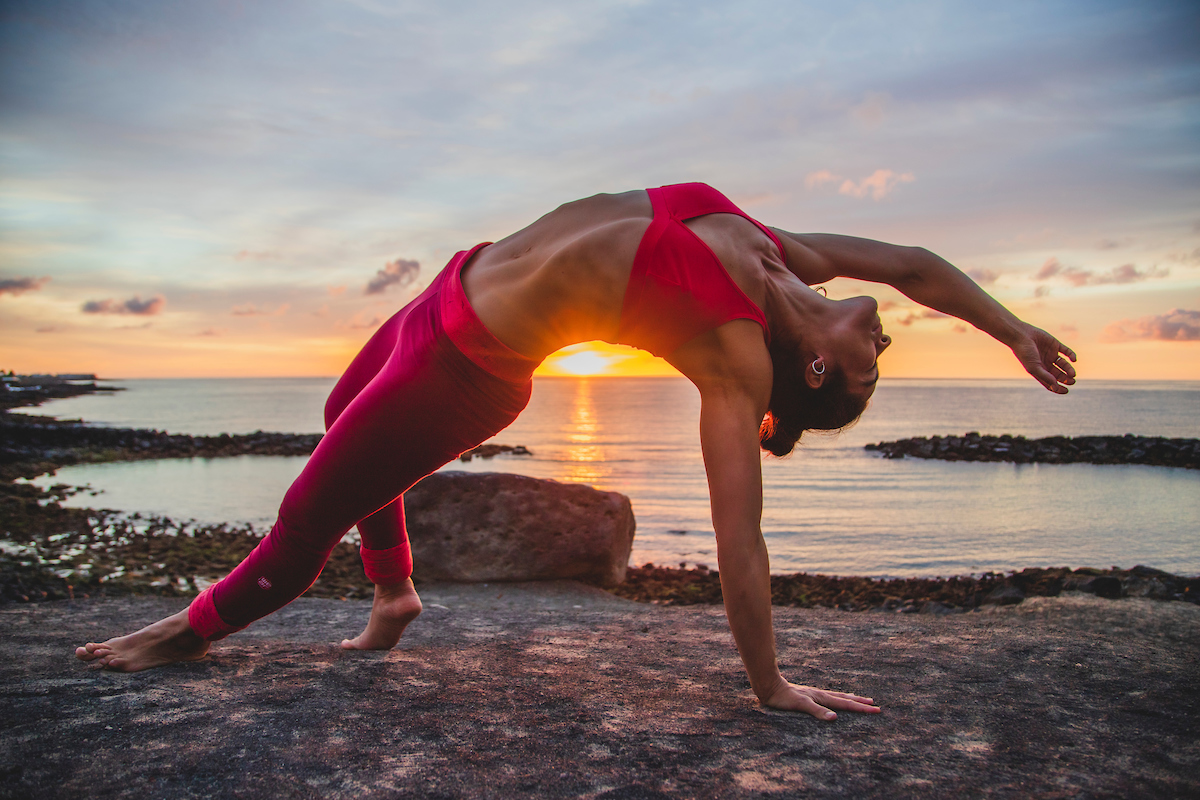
[322,303,415,587]
[189,294,532,642]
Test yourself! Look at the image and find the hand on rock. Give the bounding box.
[763,680,881,721]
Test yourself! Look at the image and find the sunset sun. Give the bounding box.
[535,342,681,378]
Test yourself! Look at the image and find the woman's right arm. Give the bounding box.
[770,230,1077,393]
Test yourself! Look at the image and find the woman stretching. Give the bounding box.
[76,183,1076,720]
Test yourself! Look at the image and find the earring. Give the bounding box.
[811,358,825,375]
[814,285,828,297]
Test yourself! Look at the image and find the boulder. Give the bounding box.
[404,471,636,587]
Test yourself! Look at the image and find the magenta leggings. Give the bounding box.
[188,244,538,639]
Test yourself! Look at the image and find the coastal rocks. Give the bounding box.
[865,432,1200,469]
[609,564,1200,611]
[459,443,532,462]
[404,471,636,588]
[0,373,115,411]
[983,586,1026,605]
[0,411,322,480]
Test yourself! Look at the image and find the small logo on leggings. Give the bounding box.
[257,576,273,590]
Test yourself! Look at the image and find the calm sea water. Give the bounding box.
[26,377,1200,577]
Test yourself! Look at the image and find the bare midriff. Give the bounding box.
[461,189,778,361]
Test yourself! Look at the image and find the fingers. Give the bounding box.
[766,684,883,720]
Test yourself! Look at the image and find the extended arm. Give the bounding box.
[688,335,880,720]
[771,230,1077,392]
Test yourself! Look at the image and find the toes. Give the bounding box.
[76,644,109,662]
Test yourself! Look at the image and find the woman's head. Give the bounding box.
[760,294,891,457]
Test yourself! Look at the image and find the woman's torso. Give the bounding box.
[461,187,786,362]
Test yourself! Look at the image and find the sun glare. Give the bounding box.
[535,341,681,378]
[553,351,611,376]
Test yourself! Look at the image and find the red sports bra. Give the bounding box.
[616,183,783,357]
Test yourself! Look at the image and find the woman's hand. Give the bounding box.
[763,680,882,721]
[1009,322,1077,394]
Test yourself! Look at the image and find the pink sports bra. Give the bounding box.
[616,183,783,357]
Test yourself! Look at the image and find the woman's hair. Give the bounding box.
[758,343,870,457]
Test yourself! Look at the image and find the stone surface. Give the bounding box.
[1,589,1197,799]
[405,471,636,588]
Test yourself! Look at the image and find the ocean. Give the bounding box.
[25,377,1200,578]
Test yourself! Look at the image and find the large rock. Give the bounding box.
[404,471,636,587]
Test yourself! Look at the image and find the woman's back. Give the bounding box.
[462,188,781,361]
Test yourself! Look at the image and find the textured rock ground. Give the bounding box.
[3,585,1197,799]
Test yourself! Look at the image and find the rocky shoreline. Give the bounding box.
[1,381,1196,614]
[867,432,1200,469]
[613,562,1199,611]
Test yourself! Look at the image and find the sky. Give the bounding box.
[1,0,1198,380]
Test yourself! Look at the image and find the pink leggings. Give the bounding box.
[188,244,538,639]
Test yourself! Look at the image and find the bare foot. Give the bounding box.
[340,579,423,651]
[74,608,209,672]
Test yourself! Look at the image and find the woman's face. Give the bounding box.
[828,296,891,400]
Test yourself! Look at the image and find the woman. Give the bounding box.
[76,183,1076,721]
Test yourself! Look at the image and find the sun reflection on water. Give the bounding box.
[557,378,612,487]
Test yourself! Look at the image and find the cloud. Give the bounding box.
[1035,258,1169,287]
[897,309,949,326]
[1059,324,1079,336]
[327,285,346,297]
[35,326,61,333]
[805,170,841,189]
[1,276,51,296]
[1101,309,1200,342]
[965,268,999,286]
[197,328,225,336]
[838,169,914,200]
[365,258,420,295]
[1036,257,1063,280]
[81,295,166,315]
[231,303,289,316]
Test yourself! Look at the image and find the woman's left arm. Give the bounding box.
[697,373,881,720]
[771,230,1077,393]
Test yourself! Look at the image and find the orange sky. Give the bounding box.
[3,4,1198,382]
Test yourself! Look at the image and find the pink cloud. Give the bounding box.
[82,295,166,315]
[0,276,50,296]
[897,309,949,326]
[838,169,914,200]
[965,267,999,286]
[1035,258,1168,287]
[1036,257,1062,280]
[804,170,841,189]
[1101,309,1200,342]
